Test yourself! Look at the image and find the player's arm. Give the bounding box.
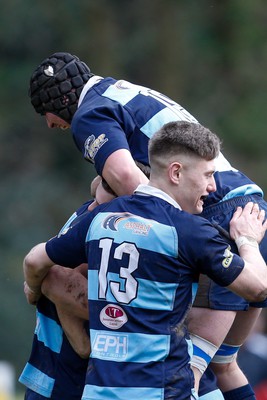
[41,264,88,320]
[41,264,90,359]
[102,149,149,196]
[227,202,267,302]
[23,242,55,305]
[55,304,90,359]
[24,248,91,358]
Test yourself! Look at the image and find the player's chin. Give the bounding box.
[195,201,204,214]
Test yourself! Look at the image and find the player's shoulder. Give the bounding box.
[170,207,216,235]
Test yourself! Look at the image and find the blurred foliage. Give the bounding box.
[1,0,267,392]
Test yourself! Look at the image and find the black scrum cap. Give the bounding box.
[29,52,93,123]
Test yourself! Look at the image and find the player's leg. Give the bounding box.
[187,306,236,392]
[198,366,225,399]
[41,264,90,358]
[193,195,267,399]
[210,307,262,399]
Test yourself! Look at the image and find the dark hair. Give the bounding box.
[149,121,221,165]
[29,52,93,123]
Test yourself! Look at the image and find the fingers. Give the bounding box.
[235,202,265,220]
[246,202,266,222]
[251,202,259,214]
[258,208,266,222]
[231,202,266,225]
[230,201,267,243]
[231,205,243,221]
[243,201,257,214]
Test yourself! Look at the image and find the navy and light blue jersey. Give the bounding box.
[204,152,263,206]
[45,186,244,400]
[71,77,198,174]
[71,77,264,206]
[19,297,88,400]
[19,200,92,399]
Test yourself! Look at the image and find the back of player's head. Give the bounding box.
[29,52,93,123]
[148,121,221,170]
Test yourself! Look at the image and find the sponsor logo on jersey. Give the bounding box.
[102,212,152,235]
[222,246,234,268]
[115,80,135,90]
[92,332,128,360]
[84,133,108,162]
[100,304,128,329]
[102,212,133,231]
[124,220,152,236]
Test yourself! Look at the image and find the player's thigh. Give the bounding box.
[187,307,236,347]
[222,307,262,345]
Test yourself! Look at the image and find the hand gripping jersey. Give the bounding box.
[71,77,264,205]
[45,185,245,400]
[19,201,92,400]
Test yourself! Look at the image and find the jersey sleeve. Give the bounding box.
[178,215,245,287]
[72,105,132,176]
[46,212,93,268]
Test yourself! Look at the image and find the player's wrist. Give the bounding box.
[235,235,259,251]
[25,281,41,295]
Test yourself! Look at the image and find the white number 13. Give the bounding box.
[98,238,139,304]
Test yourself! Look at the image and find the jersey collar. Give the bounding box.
[134,184,181,210]
[78,75,104,107]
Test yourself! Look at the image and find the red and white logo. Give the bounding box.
[100,304,128,329]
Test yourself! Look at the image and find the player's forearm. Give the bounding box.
[229,244,267,302]
[41,265,89,320]
[23,242,54,293]
[102,149,149,196]
[239,244,267,297]
[56,305,90,359]
[104,167,148,196]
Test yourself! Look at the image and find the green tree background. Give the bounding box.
[1,0,267,394]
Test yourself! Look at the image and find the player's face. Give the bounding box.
[45,112,70,130]
[176,158,216,214]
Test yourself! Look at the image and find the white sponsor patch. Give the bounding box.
[92,332,128,360]
[100,304,128,329]
[222,246,234,269]
[84,133,108,162]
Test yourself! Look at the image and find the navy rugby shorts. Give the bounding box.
[24,389,48,400]
[194,195,267,311]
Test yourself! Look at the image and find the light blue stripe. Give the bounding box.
[88,270,178,310]
[192,282,198,302]
[141,107,198,139]
[82,384,163,400]
[187,337,193,359]
[192,388,200,399]
[199,389,224,400]
[35,312,63,353]
[102,83,140,106]
[220,184,263,202]
[87,212,178,257]
[90,329,170,363]
[18,363,54,397]
[58,212,77,236]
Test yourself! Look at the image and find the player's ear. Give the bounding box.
[168,162,182,185]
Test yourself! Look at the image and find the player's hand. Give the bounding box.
[88,179,116,211]
[24,281,42,305]
[230,202,267,244]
